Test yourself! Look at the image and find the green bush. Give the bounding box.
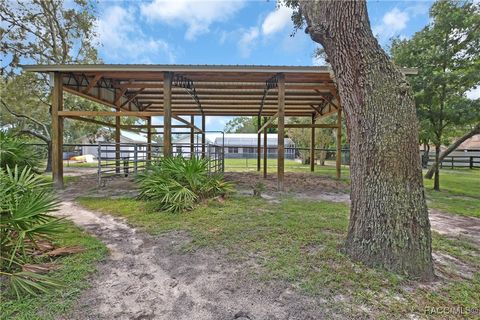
[0,166,64,298]
[136,156,234,213]
[0,132,42,172]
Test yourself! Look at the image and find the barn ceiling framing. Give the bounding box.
[22,64,359,118]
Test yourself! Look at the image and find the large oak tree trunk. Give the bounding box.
[425,124,480,179]
[299,0,434,280]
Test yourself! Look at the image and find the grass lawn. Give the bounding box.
[40,174,79,186]
[423,169,480,218]
[224,158,348,172]
[1,222,108,320]
[227,161,479,218]
[78,195,480,318]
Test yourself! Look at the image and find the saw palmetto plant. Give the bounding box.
[137,156,234,213]
[0,166,64,298]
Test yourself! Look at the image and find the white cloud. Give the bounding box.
[230,5,294,58]
[261,6,293,36]
[383,8,409,31]
[237,27,259,58]
[140,0,245,40]
[466,86,480,100]
[373,7,410,42]
[96,6,175,63]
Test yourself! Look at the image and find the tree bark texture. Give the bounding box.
[300,0,434,279]
[425,124,480,179]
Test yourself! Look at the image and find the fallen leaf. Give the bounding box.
[28,239,55,256]
[22,263,59,274]
[44,246,85,257]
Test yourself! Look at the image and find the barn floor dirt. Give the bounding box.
[55,172,479,319]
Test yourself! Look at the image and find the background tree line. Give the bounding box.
[0,0,136,172]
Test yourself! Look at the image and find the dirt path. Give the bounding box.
[56,176,328,320]
[226,172,480,246]
[429,209,480,246]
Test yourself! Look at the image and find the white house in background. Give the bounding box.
[76,130,148,160]
[215,133,296,159]
[172,133,221,157]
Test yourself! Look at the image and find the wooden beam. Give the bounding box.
[257,112,279,133]
[66,116,115,128]
[268,123,338,129]
[277,74,285,191]
[58,111,164,117]
[190,115,194,158]
[147,117,152,161]
[115,110,121,173]
[311,114,315,172]
[144,100,327,105]
[257,116,261,172]
[64,116,187,129]
[172,115,203,133]
[64,87,121,111]
[315,89,339,109]
[51,72,64,189]
[309,104,323,115]
[336,106,342,179]
[82,73,102,94]
[120,88,145,108]
[201,115,206,158]
[263,117,268,179]
[114,88,127,106]
[163,71,173,156]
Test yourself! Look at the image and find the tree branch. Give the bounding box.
[17,129,50,143]
[1,99,51,139]
[425,123,480,179]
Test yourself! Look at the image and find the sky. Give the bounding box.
[93,0,435,132]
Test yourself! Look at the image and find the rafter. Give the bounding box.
[82,73,102,94]
[120,88,145,108]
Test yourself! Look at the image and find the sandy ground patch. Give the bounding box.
[55,175,331,320]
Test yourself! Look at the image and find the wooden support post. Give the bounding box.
[190,115,195,158]
[147,117,152,161]
[310,114,315,172]
[115,111,121,173]
[163,71,173,156]
[257,116,261,172]
[336,107,342,179]
[277,74,285,191]
[263,117,267,179]
[201,115,206,158]
[51,72,64,189]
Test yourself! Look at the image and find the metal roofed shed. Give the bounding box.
[217,134,296,159]
[23,64,417,189]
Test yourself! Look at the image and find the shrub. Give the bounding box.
[0,132,42,172]
[0,166,64,298]
[136,156,234,213]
